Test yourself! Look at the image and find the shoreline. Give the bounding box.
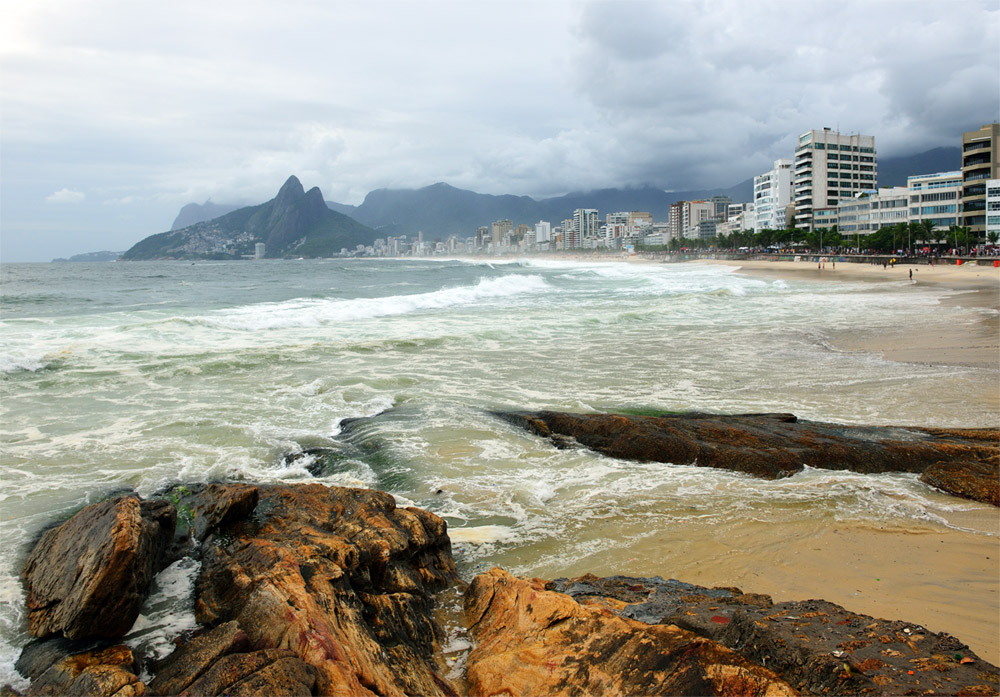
[696,257,1000,370]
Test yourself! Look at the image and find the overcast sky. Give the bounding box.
[1,0,998,261]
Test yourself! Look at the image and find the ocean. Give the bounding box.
[1,257,997,684]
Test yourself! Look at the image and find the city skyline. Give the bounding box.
[2,0,998,261]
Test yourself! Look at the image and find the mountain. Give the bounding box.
[52,250,123,262]
[328,180,754,240]
[877,146,960,187]
[162,147,960,244]
[123,176,379,260]
[171,201,242,230]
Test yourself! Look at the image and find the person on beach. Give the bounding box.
[909,269,913,281]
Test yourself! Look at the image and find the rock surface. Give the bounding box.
[464,568,796,697]
[22,496,176,640]
[546,573,1000,696]
[498,411,1000,505]
[182,482,460,696]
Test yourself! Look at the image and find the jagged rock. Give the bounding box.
[464,568,797,697]
[547,573,1000,696]
[497,411,1000,505]
[177,648,313,697]
[19,644,140,697]
[147,621,248,696]
[190,483,459,696]
[22,496,176,640]
[168,483,259,542]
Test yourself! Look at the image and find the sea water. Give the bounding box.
[1,257,997,684]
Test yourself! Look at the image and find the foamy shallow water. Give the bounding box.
[1,257,997,684]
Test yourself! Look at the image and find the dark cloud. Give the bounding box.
[0,0,997,260]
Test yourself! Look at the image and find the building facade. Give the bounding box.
[960,123,1000,236]
[907,171,962,230]
[754,158,793,233]
[793,129,877,231]
[987,179,1000,242]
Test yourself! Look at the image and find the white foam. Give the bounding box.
[199,274,550,331]
[125,557,202,671]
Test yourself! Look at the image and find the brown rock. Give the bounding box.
[169,483,260,542]
[498,411,1000,505]
[191,483,459,697]
[22,497,176,640]
[463,568,796,697]
[62,664,144,697]
[178,649,308,697]
[147,621,248,696]
[213,656,316,697]
[22,644,140,697]
[921,459,1000,506]
[547,573,1000,696]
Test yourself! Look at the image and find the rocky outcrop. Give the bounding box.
[12,483,999,696]
[22,496,175,640]
[497,411,1000,506]
[177,482,460,696]
[545,574,999,696]
[464,568,796,697]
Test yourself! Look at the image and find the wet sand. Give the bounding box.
[683,257,1000,664]
[701,258,1000,370]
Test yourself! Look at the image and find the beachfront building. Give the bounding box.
[573,208,599,247]
[907,171,962,231]
[837,187,908,239]
[793,129,877,231]
[961,123,1000,237]
[668,202,684,240]
[682,200,714,239]
[754,158,793,233]
[987,179,1000,242]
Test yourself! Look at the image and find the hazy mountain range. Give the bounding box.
[170,147,960,243]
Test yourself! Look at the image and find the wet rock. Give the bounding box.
[22,496,176,640]
[498,411,1000,505]
[14,643,142,697]
[921,458,1000,507]
[168,484,259,542]
[177,648,312,697]
[147,621,248,696]
[464,568,796,697]
[190,483,460,696]
[547,573,1000,696]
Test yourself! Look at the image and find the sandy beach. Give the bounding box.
[686,257,1000,664]
[702,258,1000,370]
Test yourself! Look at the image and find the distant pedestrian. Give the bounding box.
[909,268,913,281]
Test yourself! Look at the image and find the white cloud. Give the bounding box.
[45,188,86,204]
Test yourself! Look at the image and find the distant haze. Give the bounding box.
[1,0,997,261]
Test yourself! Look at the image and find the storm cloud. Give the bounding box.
[1,0,997,260]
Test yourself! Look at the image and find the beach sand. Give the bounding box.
[685,257,1000,664]
[700,258,999,369]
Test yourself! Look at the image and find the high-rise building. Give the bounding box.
[534,221,551,243]
[793,129,876,231]
[573,209,599,243]
[960,123,1000,237]
[753,159,793,233]
[668,202,684,240]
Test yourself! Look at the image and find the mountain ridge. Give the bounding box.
[164,147,960,241]
[123,176,379,260]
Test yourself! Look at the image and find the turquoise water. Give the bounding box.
[1,257,997,683]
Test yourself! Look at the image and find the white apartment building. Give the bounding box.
[794,129,877,231]
[987,179,1000,241]
[573,208,599,245]
[754,159,793,233]
[907,171,962,230]
[534,220,551,243]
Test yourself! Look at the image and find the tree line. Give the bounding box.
[639,221,997,255]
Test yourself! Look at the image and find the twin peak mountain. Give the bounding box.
[122,176,377,260]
